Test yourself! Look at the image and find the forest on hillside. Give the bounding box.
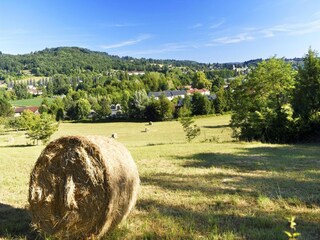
[0,47,318,143]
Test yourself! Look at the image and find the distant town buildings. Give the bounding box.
[148,90,187,100]
[14,106,39,117]
[148,87,211,101]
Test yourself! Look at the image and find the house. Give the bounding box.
[27,86,43,96]
[111,103,122,116]
[148,90,187,100]
[187,88,210,96]
[14,106,39,117]
[128,71,145,76]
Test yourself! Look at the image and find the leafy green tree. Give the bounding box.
[191,92,212,115]
[128,90,149,119]
[230,58,296,143]
[46,81,54,97]
[13,83,30,99]
[26,113,59,145]
[293,49,320,140]
[143,72,162,91]
[179,116,201,142]
[158,95,174,120]
[192,71,211,89]
[145,95,174,121]
[38,98,50,114]
[178,94,192,117]
[96,97,111,119]
[0,98,13,117]
[74,98,91,120]
[55,108,64,121]
[12,110,37,130]
[293,49,320,119]
[145,98,161,121]
[214,86,227,113]
[178,105,191,118]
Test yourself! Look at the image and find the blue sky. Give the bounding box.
[1,0,320,63]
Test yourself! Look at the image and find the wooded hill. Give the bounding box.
[0,47,303,80]
[0,47,209,79]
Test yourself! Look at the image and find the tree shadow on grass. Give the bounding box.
[0,203,39,239]
[141,170,320,206]
[202,124,230,129]
[139,171,320,239]
[0,144,34,148]
[179,144,320,172]
[141,172,255,198]
[135,198,320,240]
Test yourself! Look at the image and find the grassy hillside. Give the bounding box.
[10,97,54,107]
[0,115,319,239]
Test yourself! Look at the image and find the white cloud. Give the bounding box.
[189,23,203,29]
[207,18,320,46]
[209,20,225,29]
[209,33,254,45]
[261,19,320,37]
[103,23,141,28]
[114,41,198,56]
[101,34,151,49]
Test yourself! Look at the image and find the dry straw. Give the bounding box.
[28,136,140,239]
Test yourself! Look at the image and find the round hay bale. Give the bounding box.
[28,135,140,239]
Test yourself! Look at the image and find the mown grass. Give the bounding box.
[0,115,320,239]
[10,97,54,107]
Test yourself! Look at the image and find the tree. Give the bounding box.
[128,90,149,119]
[55,108,64,121]
[50,97,65,121]
[179,116,201,142]
[11,110,37,130]
[145,95,174,121]
[96,97,111,119]
[293,49,320,140]
[214,86,227,114]
[26,113,59,145]
[143,72,162,91]
[192,71,211,89]
[145,98,161,121]
[46,81,54,97]
[74,98,91,120]
[178,94,192,118]
[230,58,296,143]
[158,95,174,120]
[0,98,13,117]
[13,83,30,99]
[293,49,320,119]
[38,98,50,114]
[191,92,212,115]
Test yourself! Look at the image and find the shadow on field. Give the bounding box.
[202,124,230,129]
[165,144,320,205]
[0,144,34,148]
[135,199,305,240]
[139,175,320,239]
[140,172,253,198]
[0,203,38,239]
[141,170,320,206]
[180,144,320,172]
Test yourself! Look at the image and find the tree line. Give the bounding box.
[230,48,320,143]
[0,47,318,144]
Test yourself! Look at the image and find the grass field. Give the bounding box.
[10,97,54,107]
[0,115,320,239]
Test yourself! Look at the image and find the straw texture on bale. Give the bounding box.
[28,135,140,239]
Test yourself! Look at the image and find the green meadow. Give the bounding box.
[0,115,320,239]
[10,97,54,107]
